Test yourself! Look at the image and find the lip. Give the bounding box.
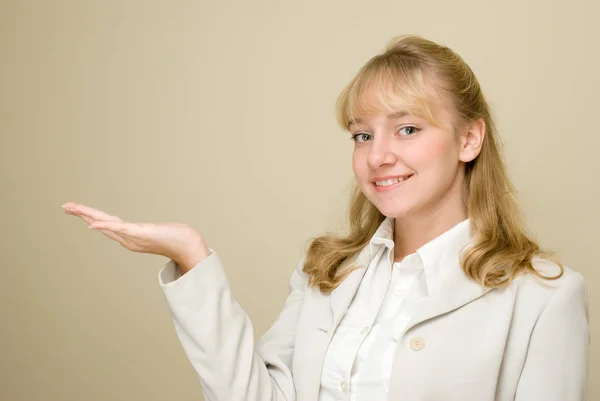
[371,174,412,183]
[372,174,413,192]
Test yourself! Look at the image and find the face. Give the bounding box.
[349,93,483,221]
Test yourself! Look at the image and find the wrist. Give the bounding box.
[175,240,210,275]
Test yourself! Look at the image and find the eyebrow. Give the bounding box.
[347,111,410,129]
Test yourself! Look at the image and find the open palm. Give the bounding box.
[62,202,209,273]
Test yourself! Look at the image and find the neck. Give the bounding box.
[392,199,467,263]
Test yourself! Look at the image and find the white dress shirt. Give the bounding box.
[319,217,470,401]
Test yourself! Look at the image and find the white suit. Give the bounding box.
[158,222,589,401]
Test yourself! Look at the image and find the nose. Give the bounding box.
[367,133,397,169]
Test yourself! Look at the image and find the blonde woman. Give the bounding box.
[63,35,589,401]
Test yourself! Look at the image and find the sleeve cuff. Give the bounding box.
[158,247,216,286]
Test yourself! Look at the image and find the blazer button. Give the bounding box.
[409,336,425,351]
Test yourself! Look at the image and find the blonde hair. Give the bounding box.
[303,35,563,293]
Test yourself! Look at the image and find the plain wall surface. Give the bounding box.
[1,0,598,400]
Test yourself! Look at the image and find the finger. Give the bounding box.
[89,220,140,236]
[78,214,95,225]
[88,221,146,252]
[73,204,122,222]
[77,214,129,244]
[70,210,103,227]
[62,202,122,222]
[96,228,129,244]
[65,207,120,234]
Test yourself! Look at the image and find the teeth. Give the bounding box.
[375,177,405,187]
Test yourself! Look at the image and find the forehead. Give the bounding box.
[340,66,453,130]
[344,88,453,131]
[347,110,413,128]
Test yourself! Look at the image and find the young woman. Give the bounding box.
[63,35,589,401]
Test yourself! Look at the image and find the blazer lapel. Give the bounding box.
[304,243,374,335]
[329,244,373,331]
[405,267,492,332]
[404,234,494,332]
[390,218,493,331]
[300,244,372,401]
[297,285,331,401]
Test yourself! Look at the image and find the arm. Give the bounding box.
[514,272,590,401]
[158,249,307,401]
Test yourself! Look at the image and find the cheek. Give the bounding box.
[352,151,366,178]
[413,135,458,171]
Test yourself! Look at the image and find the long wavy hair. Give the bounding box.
[303,35,563,293]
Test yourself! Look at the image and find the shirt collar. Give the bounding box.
[416,218,472,293]
[369,215,395,257]
[369,216,472,293]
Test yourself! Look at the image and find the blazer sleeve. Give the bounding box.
[514,272,590,401]
[158,248,308,401]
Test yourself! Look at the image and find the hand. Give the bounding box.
[62,202,210,274]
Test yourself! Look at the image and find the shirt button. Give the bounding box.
[409,336,425,351]
[360,326,369,335]
[340,380,348,392]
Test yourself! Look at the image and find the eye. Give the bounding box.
[350,132,372,143]
[398,126,420,136]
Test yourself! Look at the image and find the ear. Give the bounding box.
[458,118,485,163]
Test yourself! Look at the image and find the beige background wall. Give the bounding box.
[1,0,598,400]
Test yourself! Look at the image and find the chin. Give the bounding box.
[372,201,413,219]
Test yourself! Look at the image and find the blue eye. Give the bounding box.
[350,126,420,143]
[350,133,371,143]
[399,126,419,136]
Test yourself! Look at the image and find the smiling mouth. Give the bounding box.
[373,174,414,188]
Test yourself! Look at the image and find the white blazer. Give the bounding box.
[158,237,589,401]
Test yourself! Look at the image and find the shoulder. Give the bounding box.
[507,257,588,318]
[288,248,311,292]
[514,256,585,291]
